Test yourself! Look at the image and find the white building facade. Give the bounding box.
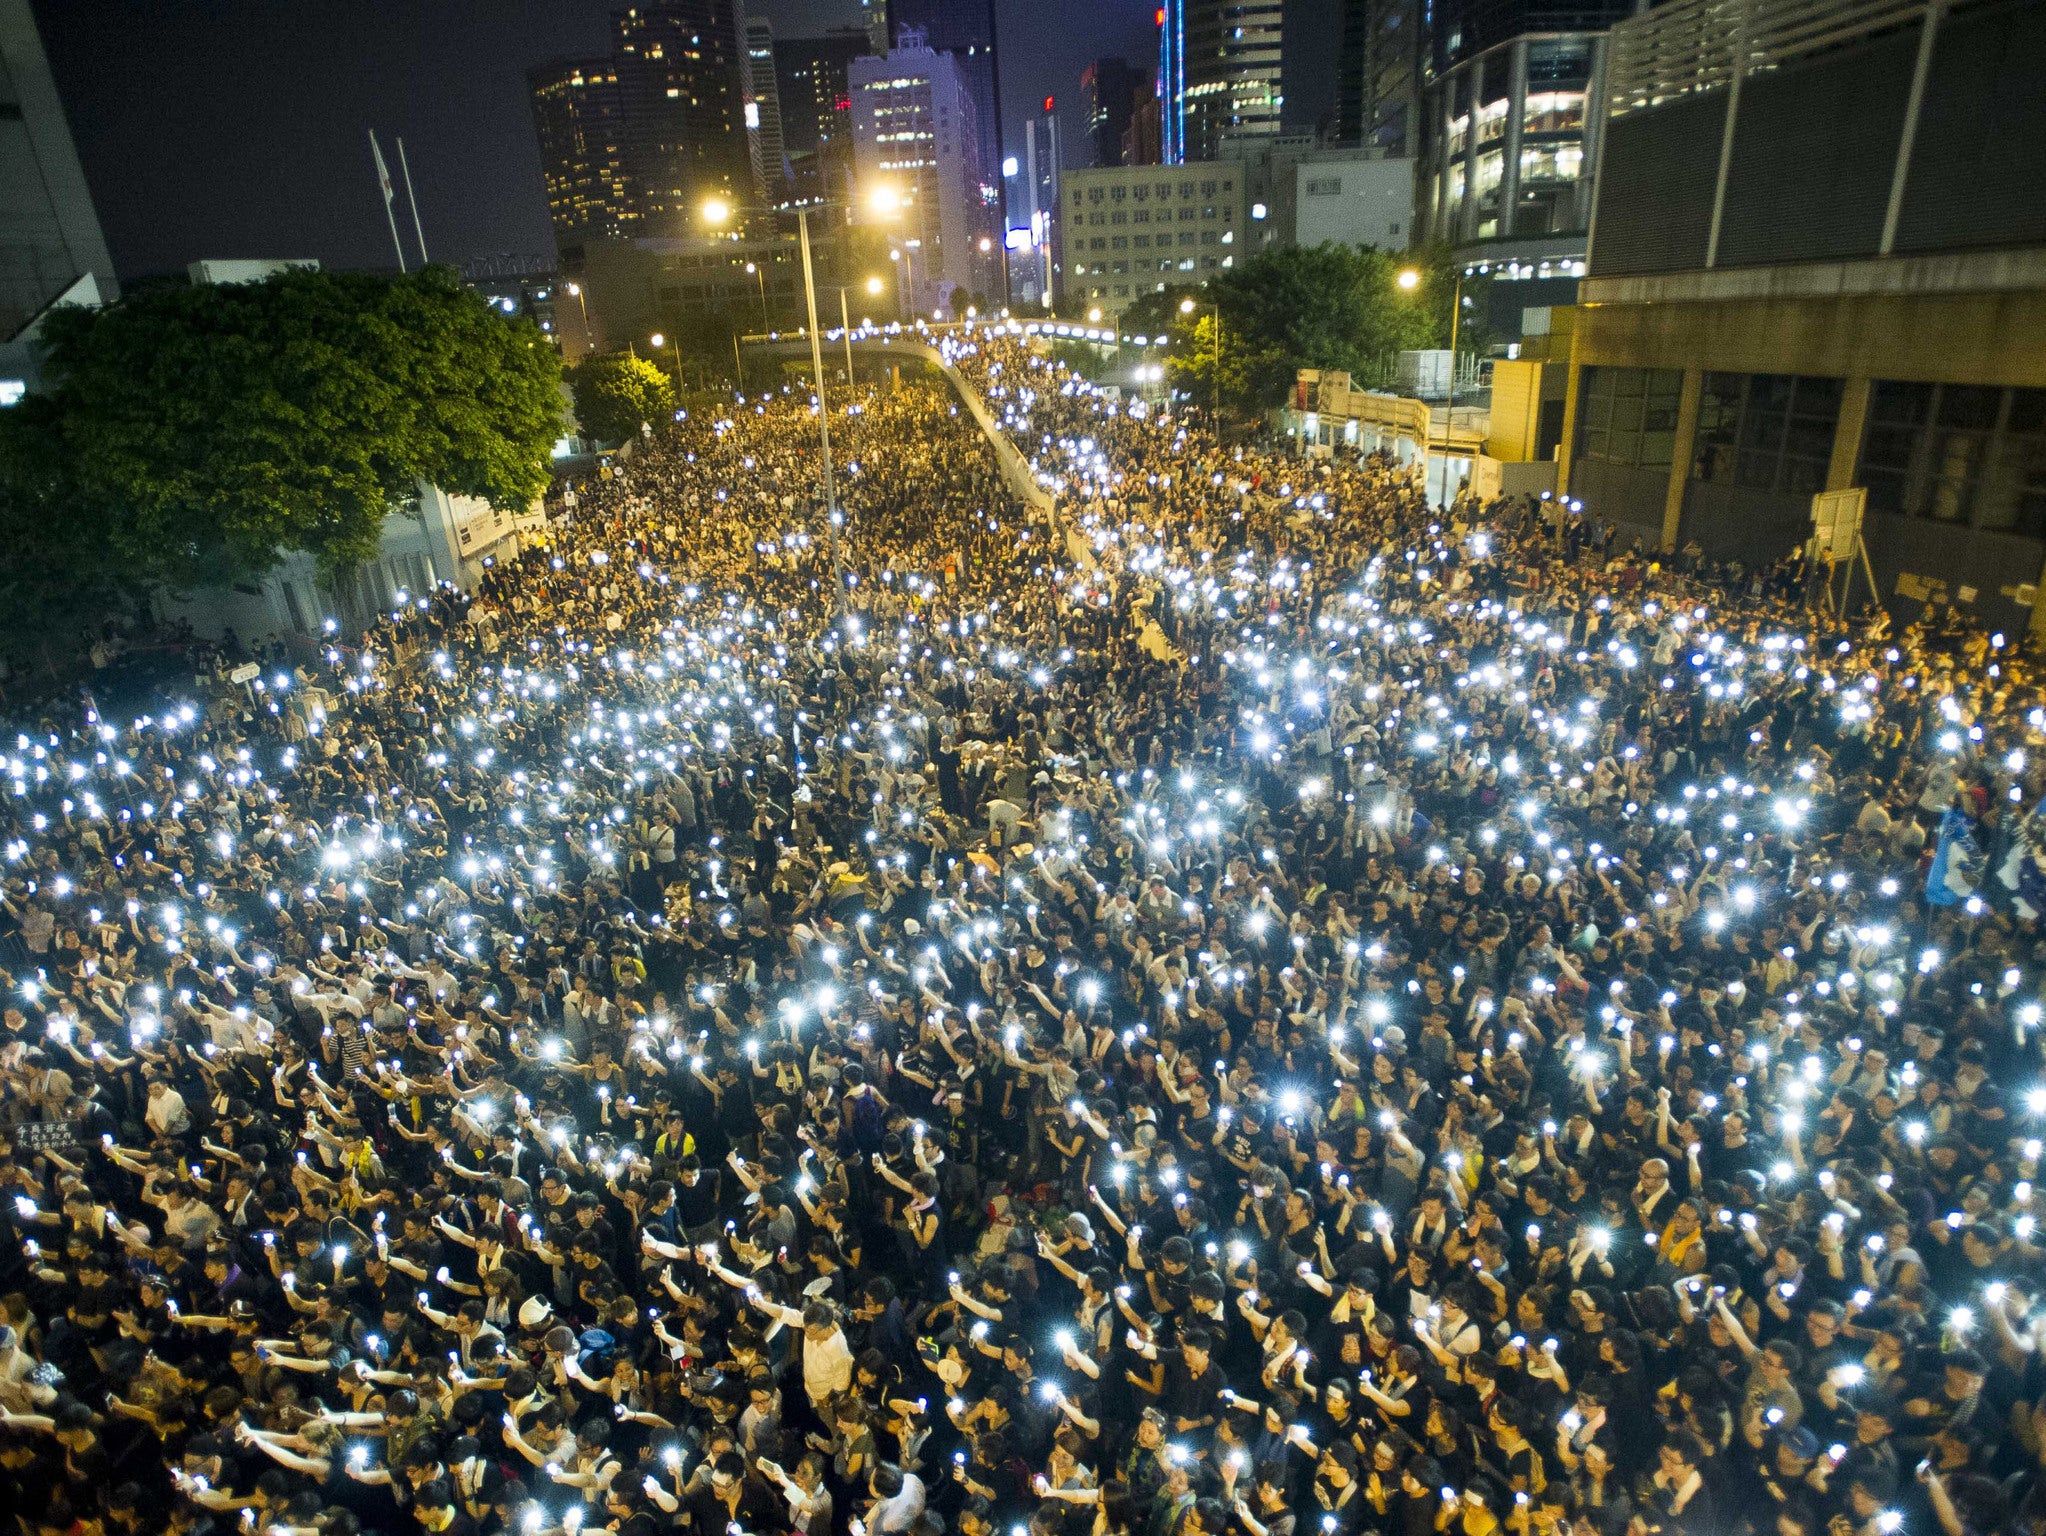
[849,35,985,316]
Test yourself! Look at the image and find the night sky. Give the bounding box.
[34,0,1336,284]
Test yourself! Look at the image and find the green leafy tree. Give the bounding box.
[30,264,561,585]
[1120,243,1475,425]
[0,394,136,668]
[1166,312,1269,426]
[570,353,678,445]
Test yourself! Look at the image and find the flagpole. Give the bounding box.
[397,137,429,265]
[369,129,407,274]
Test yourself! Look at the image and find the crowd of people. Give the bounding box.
[1,321,2043,1536]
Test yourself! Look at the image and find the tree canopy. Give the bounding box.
[16,264,561,588]
[1120,243,1472,426]
[569,353,678,446]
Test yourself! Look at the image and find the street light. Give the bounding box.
[702,189,902,615]
[650,332,683,392]
[866,276,884,296]
[886,242,921,322]
[1394,265,1467,507]
[743,260,768,332]
[564,281,591,354]
[1180,294,1222,432]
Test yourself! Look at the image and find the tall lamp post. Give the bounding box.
[649,330,685,392]
[1179,295,1222,433]
[838,288,855,383]
[1398,264,1466,508]
[565,281,592,356]
[704,188,902,616]
[744,261,769,332]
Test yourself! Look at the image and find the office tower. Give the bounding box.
[1081,58,1141,169]
[773,32,871,205]
[613,0,753,231]
[859,0,891,54]
[1336,0,1426,154]
[527,59,640,247]
[1011,113,1062,304]
[1419,0,1634,248]
[1124,88,1162,167]
[744,16,787,200]
[849,35,987,313]
[1162,0,1285,164]
[886,0,1003,209]
[1158,0,1184,164]
[0,0,117,388]
[1554,0,2046,621]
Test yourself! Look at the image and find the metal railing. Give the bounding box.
[1605,0,1973,119]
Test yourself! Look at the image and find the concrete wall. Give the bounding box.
[1555,277,2046,625]
[1568,457,1665,547]
[1290,155,1414,250]
[1859,514,2044,632]
[1568,284,2046,390]
[1676,479,1809,564]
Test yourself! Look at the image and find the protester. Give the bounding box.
[0,321,2038,1536]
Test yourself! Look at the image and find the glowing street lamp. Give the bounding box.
[563,281,590,352]
[1394,264,1469,508]
[743,260,767,331]
[1179,296,1222,429]
[650,332,683,390]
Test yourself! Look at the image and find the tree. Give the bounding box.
[0,394,138,667]
[570,353,677,445]
[1120,243,1474,424]
[27,264,562,586]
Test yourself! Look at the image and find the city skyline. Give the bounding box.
[31,0,1176,282]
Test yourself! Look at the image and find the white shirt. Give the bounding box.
[771,1307,853,1404]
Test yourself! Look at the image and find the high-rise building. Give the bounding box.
[613,0,753,232]
[1544,0,2046,630]
[859,0,891,54]
[849,35,989,313]
[1081,58,1141,169]
[743,16,787,201]
[1158,0,1185,164]
[0,0,117,395]
[1416,0,1638,329]
[886,0,1003,207]
[1124,89,1162,167]
[1336,0,1426,154]
[1010,112,1063,305]
[528,59,640,248]
[1162,0,1285,165]
[773,31,871,205]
